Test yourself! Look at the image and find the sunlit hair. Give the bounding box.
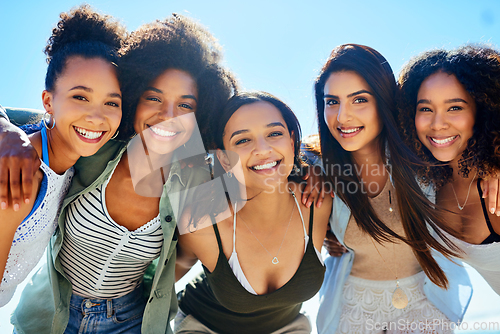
[398,44,500,189]
[314,44,460,288]
[44,4,126,91]
[117,14,237,143]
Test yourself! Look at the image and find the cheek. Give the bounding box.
[324,109,337,133]
[414,115,428,142]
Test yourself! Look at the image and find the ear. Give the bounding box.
[290,130,295,152]
[216,148,232,172]
[42,90,53,114]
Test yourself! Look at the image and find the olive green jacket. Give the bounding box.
[8,109,209,333]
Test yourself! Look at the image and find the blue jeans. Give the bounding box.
[65,285,146,334]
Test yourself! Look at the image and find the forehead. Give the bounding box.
[418,72,469,98]
[148,68,197,95]
[225,101,287,132]
[324,71,370,94]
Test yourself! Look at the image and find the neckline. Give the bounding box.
[203,233,321,298]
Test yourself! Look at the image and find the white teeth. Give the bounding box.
[430,136,457,144]
[74,127,103,140]
[252,161,278,170]
[150,126,176,137]
[340,127,361,134]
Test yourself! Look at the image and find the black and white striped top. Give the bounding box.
[59,168,163,299]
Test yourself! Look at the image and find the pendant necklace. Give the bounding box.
[370,186,408,309]
[239,189,296,265]
[370,237,409,309]
[450,170,478,210]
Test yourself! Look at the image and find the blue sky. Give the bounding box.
[1,0,499,137]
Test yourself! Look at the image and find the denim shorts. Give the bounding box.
[64,285,146,334]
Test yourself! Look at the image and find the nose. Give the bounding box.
[430,111,449,131]
[84,105,107,125]
[336,102,352,124]
[254,136,272,156]
[158,103,176,121]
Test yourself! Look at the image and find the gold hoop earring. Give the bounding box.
[43,112,56,130]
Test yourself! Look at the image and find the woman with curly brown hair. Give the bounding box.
[0,4,124,308]
[10,13,236,334]
[398,45,500,295]
[314,44,472,334]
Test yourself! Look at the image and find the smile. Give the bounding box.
[149,125,178,137]
[429,135,458,146]
[338,126,363,137]
[250,160,280,171]
[74,126,104,140]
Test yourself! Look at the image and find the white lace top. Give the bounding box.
[0,161,73,307]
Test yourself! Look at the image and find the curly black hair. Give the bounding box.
[398,45,500,189]
[117,14,238,144]
[44,4,127,91]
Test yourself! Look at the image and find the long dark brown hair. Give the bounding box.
[314,44,460,288]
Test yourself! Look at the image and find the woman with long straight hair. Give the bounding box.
[314,44,471,334]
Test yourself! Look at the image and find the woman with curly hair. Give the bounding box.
[398,45,500,295]
[11,13,236,334]
[314,44,471,334]
[0,4,123,308]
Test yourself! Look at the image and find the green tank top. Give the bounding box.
[178,206,325,334]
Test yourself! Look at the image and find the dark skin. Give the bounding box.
[105,152,162,230]
[0,118,40,211]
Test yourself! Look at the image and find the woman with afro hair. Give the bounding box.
[398,45,500,295]
[11,12,236,334]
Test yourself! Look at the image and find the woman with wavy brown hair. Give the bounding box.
[398,45,500,295]
[314,44,471,334]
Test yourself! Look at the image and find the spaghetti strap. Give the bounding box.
[40,127,50,167]
[308,204,314,238]
[210,215,224,251]
[477,179,496,234]
[291,191,307,238]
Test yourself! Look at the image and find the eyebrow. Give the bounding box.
[416,98,468,105]
[144,87,198,103]
[324,90,373,99]
[228,122,286,140]
[70,86,122,99]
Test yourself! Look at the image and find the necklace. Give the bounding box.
[370,238,408,309]
[239,189,296,265]
[450,170,478,210]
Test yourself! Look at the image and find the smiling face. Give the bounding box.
[221,101,295,192]
[323,71,382,156]
[43,56,122,158]
[415,71,476,163]
[134,69,198,155]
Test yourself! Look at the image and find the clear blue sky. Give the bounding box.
[1,0,499,137]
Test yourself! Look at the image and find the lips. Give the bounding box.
[149,125,178,137]
[74,126,105,142]
[428,135,459,147]
[250,160,280,171]
[338,126,363,138]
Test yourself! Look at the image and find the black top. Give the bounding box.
[478,179,500,244]
[178,206,325,334]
